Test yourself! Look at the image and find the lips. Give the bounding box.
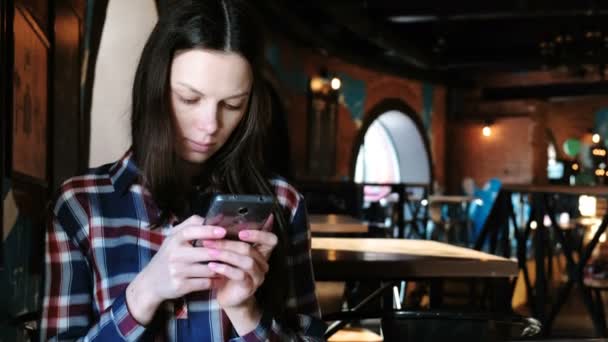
[186,139,216,153]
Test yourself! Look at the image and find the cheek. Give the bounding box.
[222,111,246,135]
[171,105,192,133]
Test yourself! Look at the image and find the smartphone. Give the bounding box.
[204,194,274,240]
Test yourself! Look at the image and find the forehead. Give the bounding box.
[170,49,252,96]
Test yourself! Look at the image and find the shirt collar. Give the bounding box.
[108,149,142,195]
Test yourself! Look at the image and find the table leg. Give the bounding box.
[545,195,577,333]
[532,194,547,325]
[513,208,535,313]
[593,289,608,337]
[324,281,397,338]
[545,208,608,336]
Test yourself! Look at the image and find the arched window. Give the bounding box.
[352,101,432,203]
[354,119,401,184]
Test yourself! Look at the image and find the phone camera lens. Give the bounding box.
[237,207,249,215]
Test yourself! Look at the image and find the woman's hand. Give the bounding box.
[202,215,277,308]
[201,214,277,334]
[126,215,227,325]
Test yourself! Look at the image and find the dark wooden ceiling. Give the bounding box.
[257,0,608,83]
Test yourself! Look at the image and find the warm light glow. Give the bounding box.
[543,215,552,227]
[593,133,601,144]
[310,77,324,92]
[592,148,607,157]
[572,163,579,171]
[530,221,538,230]
[559,212,570,228]
[579,195,597,217]
[331,77,341,90]
[597,169,606,176]
[482,125,492,137]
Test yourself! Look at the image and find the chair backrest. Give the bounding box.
[297,181,363,217]
[468,178,502,241]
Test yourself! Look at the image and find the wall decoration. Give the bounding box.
[12,7,49,182]
[595,107,608,145]
[422,83,434,132]
[337,72,366,122]
[307,70,341,178]
[0,0,14,266]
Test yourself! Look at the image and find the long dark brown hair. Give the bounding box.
[130,0,294,326]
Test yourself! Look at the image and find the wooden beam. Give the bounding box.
[322,5,430,69]
[256,0,446,83]
[483,81,608,101]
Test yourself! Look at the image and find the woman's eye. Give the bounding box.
[180,97,199,105]
[223,103,243,110]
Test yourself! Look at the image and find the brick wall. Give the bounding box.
[448,117,535,191]
[448,92,608,191]
[268,37,447,187]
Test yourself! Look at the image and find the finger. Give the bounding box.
[167,262,216,278]
[238,230,278,257]
[181,263,217,278]
[202,240,268,272]
[261,214,274,232]
[181,278,213,294]
[177,215,205,227]
[207,248,266,279]
[176,246,219,263]
[208,262,248,282]
[175,225,226,244]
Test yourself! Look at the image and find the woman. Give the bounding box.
[40,0,325,340]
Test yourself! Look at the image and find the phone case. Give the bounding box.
[205,194,274,239]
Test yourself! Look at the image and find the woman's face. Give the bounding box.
[170,49,252,164]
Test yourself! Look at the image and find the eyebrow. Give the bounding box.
[175,82,249,99]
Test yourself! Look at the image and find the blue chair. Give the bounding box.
[469,178,502,245]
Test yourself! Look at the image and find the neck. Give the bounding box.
[179,159,205,187]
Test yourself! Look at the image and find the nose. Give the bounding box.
[195,101,219,135]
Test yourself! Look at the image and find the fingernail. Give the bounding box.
[208,249,220,257]
[213,228,225,236]
[239,231,250,239]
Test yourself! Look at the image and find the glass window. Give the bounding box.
[355,120,400,202]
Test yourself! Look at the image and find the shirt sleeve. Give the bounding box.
[229,197,327,342]
[39,195,147,341]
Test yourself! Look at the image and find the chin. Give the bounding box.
[177,151,211,164]
[187,153,211,163]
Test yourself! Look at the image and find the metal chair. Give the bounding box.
[381,310,541,342]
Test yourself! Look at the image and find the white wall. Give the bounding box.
[88,0,158,167]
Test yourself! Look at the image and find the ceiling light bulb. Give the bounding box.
[482,126,492,137]
[331,77,341,90]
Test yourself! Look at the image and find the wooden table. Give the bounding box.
[309,214,368,235]
[313,237,519,337]
[504,184,608,196]
[312,237,518,281]
[514,340,608,342]
[428,195,474,204]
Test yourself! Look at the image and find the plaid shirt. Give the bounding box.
[40,151,325,341]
